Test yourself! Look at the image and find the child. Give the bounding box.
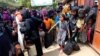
[49,14,70,49]
[43,15,55,31]
[87,17,94,43]
[76,9,86,43]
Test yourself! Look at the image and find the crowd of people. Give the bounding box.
[0,0,98,56]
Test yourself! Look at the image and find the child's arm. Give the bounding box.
[80,23,85,32]
[67,25,71,38]
[66,22,70,38]
[48,21,59,33]
[67,28,70,38]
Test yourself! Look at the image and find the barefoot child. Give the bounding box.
[49,14,70,49]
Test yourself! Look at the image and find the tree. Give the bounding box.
[21,0,31,8]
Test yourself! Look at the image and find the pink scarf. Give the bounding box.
[87,28,91,42]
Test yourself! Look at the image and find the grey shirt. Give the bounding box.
[57,21,69,33]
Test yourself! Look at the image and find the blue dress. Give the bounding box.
[56,21,69,45]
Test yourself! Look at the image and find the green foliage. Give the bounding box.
[53,2,57,8]
[17,0,24,6]
[0,0,22,7]
[0,0,58,8]
[20,0,31,8]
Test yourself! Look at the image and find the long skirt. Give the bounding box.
[57,30,66,45]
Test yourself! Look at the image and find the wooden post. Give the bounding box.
[92,0,100,54]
